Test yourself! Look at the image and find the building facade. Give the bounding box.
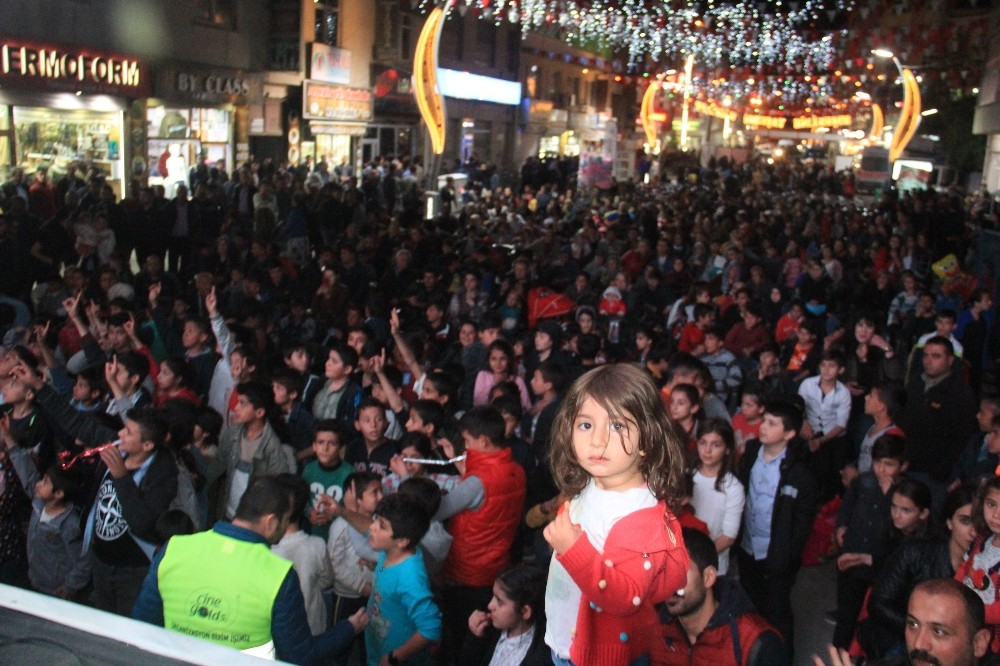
[1,0,269,194]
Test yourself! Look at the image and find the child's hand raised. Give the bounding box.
[468,610,491,637]
[85,298,100,321]
[32,320,51,343]
[370,348,385,374]
[62,291,83,319]
[148,282,161,307]
[543,501,582,555]
[205,286,218,318]
[104,357,120,386]
[342,483,358,513]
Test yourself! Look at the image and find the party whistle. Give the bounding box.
[401,455,466,466]
[58,440,120,470]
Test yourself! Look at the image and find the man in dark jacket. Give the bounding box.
[736,400,818,654]
[661,528,789,665]
[13,364,177,616]
[818,578,989,666]
[900,336,977,513]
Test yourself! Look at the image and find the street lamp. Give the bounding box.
[679,54,695,151]
[872,49,921,162]
[872,48,899,68]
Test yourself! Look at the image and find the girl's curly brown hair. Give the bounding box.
[548,364,686,507]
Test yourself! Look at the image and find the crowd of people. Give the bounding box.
[0,149,998,666]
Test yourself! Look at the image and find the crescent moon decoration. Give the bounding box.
[414,4,449,155]
[640,80,660,151]
[869,102,883,142]
[889,68,921,163]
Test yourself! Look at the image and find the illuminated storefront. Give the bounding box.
[369,64,419,164]
[526,101,569,158]
[302,79,374,173]
[148,64,261,196]
[0,38,149,198]
[437,68,520,167]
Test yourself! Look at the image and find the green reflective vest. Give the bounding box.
[158,529,292,651]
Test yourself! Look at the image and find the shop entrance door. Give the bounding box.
[361,138,378,166]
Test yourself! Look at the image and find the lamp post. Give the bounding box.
[680,54,695,151]
[722,95,733,145]
[872,49,921,162]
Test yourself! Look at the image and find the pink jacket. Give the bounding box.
[472,371,532,412]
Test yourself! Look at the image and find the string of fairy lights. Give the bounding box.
[405,0,864,114]
[409,0,985,119]
[410,0,852,71]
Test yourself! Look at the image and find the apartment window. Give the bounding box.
[477,19,496,67]
[315,2,339,46]
[507,28,519,69]
[194,0,236,29]
[400,13,414,59]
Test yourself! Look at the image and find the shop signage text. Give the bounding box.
[0,40,147,95]
[303,80,373,121]
[177,73,251,97]
[694,100,738,122]
[792,114,853,130]
[743,114,787,129]
[309,43,351,85]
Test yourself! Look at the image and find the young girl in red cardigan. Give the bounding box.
[543,364,689,666]
[957,475,1000,656]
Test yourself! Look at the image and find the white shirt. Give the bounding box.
[544,481,658,659]
[797,376,851,435]
[488,625,535,666]
[691,470,745,574]
[225,468,250,519]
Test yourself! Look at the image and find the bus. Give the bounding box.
[856,147,890,194]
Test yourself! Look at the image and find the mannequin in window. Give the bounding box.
[164,143,189,199]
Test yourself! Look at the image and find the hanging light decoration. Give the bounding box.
[426,0,854,73]
[412,0,874,114]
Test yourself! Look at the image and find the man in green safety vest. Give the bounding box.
[133,475,367,663]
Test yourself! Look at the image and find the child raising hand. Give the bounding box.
[543,364,689,666]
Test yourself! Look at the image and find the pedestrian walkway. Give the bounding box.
[794,559,837,665]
